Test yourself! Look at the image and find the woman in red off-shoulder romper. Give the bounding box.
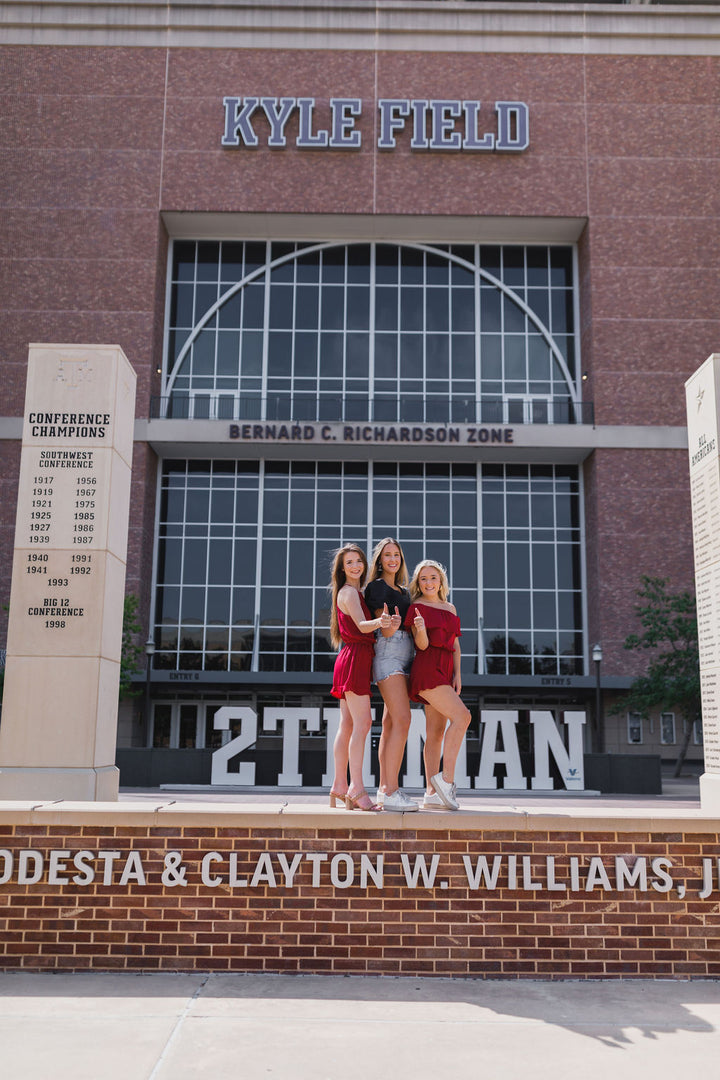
[329,544,392,811]
[405,560,471,811]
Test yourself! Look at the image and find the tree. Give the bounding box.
[615,576,700,777]
[120,593,145,699]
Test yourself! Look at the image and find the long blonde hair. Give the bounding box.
[328,544,368,648]
[368,536,409,588]
[409,559,450,603]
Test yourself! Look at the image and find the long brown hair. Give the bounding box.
[368,536,409,588]
[328,544,368,648]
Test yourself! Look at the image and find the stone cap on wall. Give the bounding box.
[0,797,716,833]
[3,1,720,57]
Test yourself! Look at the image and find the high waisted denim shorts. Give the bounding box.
[373,628,414,683]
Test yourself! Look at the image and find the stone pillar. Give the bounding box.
[0,344,136,801]
[685,353,720,813]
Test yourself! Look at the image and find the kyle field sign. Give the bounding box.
[222,97,529,152]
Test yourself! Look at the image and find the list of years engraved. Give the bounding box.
[690,464,720,572]
[700,670,720,773]
[689,406,720,772]
[24,552,93,577]
[23,452,98,548]
[695,562,720,668]
[23,552,94,629]
[13,446,105,641]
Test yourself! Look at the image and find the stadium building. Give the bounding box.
[1,0,717,789]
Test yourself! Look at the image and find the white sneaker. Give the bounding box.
[382,788,419,812]
[430,773,459,810]
[422,790,445,809]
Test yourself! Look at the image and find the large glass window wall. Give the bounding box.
[481,464,583,675]
[163,241,579,425]
[154,460,583,677]
[155,238,585,681]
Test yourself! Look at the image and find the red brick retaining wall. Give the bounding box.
[1,808,719,978]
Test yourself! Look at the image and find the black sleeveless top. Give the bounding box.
[364,579,412,622]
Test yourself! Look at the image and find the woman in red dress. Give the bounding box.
[405,560,471,811]
[329,543,392,811]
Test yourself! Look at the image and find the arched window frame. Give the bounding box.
[163,240,580,416]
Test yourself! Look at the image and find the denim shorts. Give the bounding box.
[373,628,414,683]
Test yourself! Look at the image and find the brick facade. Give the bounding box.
[1,39,716,679]
[1,808,719,977]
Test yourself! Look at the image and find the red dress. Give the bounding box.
[331,596,375,699]
[405,603,461,703]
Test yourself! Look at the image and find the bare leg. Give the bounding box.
[377,674,412,794]
[423,704,448,795]
[331,698,352,795]
[377,703,390,791]
[343,691,374,797]
[420,684,471,784]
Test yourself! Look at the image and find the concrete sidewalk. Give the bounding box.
[1,972,719,1080]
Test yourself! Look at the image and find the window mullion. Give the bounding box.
[367,459,374,560]
[476,462,485,675]
[369,244,376,420]
[251,460,266,671]
[261,241,271,421]
[474,242,481,423]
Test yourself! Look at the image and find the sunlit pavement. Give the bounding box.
[1,972,719,1080]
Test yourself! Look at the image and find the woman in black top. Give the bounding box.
[364,537,419,812]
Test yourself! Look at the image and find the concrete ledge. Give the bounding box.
[137,418,689,466]
[3,1,720,56]
[0,797,716,832]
